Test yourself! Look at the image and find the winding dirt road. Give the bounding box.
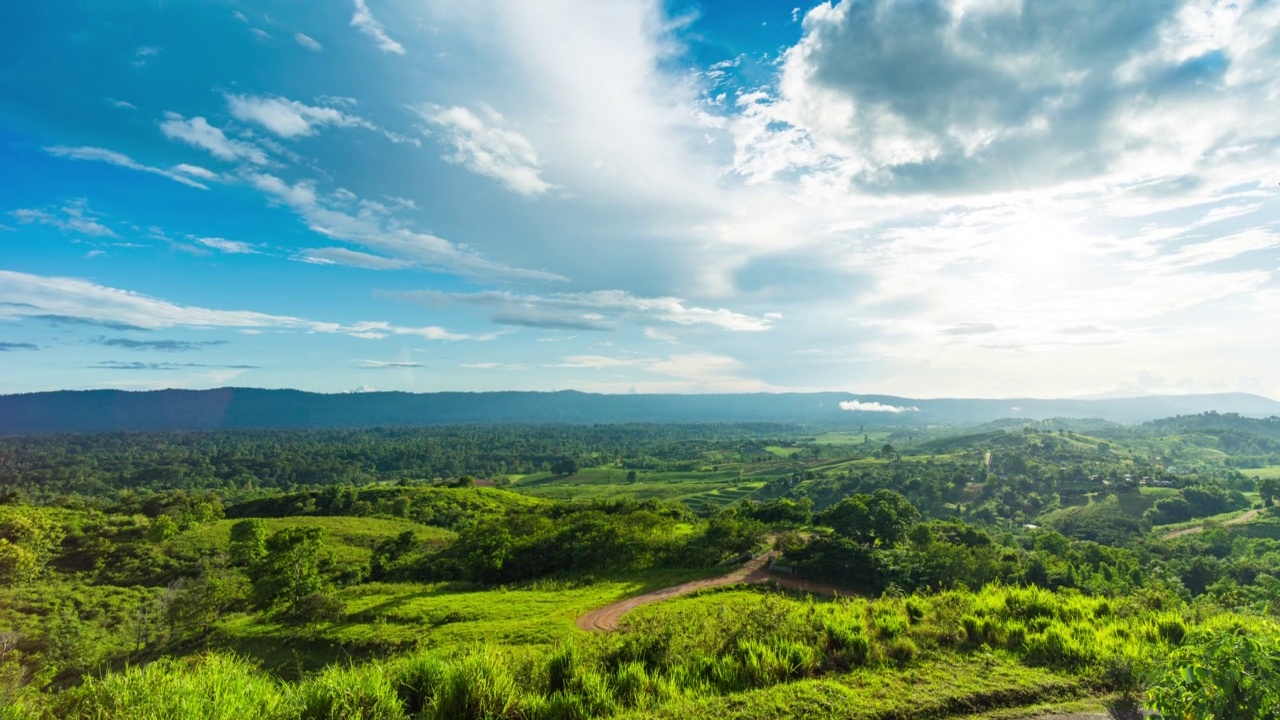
[576,555,845,632]
[1161,508,1260,540]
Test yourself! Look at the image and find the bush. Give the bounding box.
[882,636,918,666]
[1148,623,1280,720]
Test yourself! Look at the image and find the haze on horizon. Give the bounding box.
[2,0,1278,400]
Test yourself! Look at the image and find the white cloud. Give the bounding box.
[0,270,475,341]
[839,400,919,413]
[554,352,774,392]
[359,360,423,368]
[351,0,405,54]
[44,146,210,189]
[172,164,219,181]
[419,105,551,196]
[195,237,260,254]
[226,94,365,138]
[160,113,269,165]
[390,289,776,332]
[12,202,117,237]
[246,171,563,281]
[294,32,323,51]
[299,247,410,269]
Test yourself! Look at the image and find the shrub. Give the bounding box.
[883,636,918,667]
[1148,624,1280,720]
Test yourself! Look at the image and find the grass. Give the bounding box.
[616,654,1085,720]
[26,580,1233,720]
[210,568,721,678]
[509,465,756,505]
[1242,466,1280,479]
[174,516,453,566]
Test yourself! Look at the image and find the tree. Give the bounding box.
[1259,477,1279,508]
[166,566,251,640]
[551,458,579,477]
[229,518,267,566]
[0,510,64,585]
[250,527,330,615]
[818,490,919,547]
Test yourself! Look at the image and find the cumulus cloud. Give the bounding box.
[160,113,269,165]
[732,0,1280,195]
[839,400,919,413]
[351,0,405,54]
[44,146,210,189]
[226,94,365,138]
[419,105,551,196]
[388,289,776,332]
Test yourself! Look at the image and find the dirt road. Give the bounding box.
[1161,508,1260,540]
[576,555,845,632]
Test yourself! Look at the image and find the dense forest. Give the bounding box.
[2,414,1279,718]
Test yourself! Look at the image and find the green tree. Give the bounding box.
[818,490,919,547]
[166,567,251,640]
[1148,624,1280,719]
[551,457,580,477]
[250,527,330,616]
[228,518,267,566]
[146,515,179,543]
[1259,477,1279,508]
[0,509,65,585]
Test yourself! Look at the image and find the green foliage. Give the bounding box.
[1148,621,1280,720]
[296,664,404,720]
[250,527,332,617]
[816,490,919,547]
[48,654,295,720]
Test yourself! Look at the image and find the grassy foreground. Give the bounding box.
[7,581,1265,720]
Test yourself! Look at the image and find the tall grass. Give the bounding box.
[16,583,1278,720]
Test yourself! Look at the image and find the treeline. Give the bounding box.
[0,424,799,500]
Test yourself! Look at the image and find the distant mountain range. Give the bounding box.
[0,388,1277,435]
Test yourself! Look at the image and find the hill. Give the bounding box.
[0,388,1277,434]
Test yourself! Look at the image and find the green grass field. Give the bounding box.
[174,516,453,566]
[1242,466,1280,479]
[211,568,719,677]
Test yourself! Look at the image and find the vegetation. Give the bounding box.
[2,414,1280,718]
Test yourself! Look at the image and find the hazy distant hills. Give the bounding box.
[0,388,1277,435]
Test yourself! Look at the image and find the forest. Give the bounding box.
[2,412,1280,718]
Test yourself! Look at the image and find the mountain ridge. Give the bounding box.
[0,388,1276,435]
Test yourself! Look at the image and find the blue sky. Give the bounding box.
[2,0,1279,398]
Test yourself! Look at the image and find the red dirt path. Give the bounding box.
[576,554,846,632]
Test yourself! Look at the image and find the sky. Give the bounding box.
[1,0,1279,399]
